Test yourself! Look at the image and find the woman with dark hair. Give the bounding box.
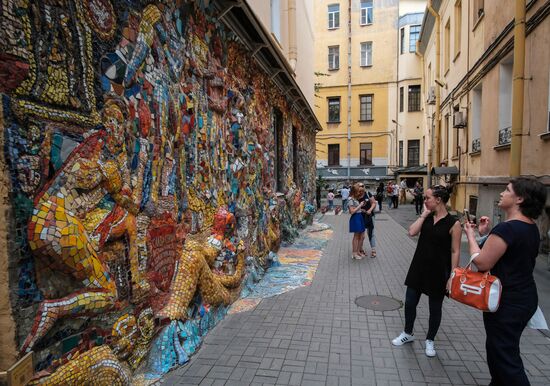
[392,185,461,357]
[376,182,384,212]
[464,178,547,386]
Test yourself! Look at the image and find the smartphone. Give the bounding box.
[464,209,472,223]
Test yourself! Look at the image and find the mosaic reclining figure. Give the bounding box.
[21,100,147,353]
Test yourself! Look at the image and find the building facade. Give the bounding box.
[418,0,549,235]
[314,0,426,190]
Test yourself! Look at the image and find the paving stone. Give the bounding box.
[163,209,550,385]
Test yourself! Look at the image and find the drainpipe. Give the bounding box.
[347,0,352,181]
[288,0,297,71]
[510,0,526,177]
[395,7,400,169]
[427,0,440,184]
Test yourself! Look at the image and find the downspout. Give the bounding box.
[395,8,400,169]
[288,0,297,71]
[510,0,526,177]
[415,42,426,186]
[347,0,352,181]
[427,0,440,183]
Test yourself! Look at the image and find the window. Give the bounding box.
[359,94,373,121]
[444,19,451,72]
[328,144,340,166]
[407,140,420,166]
[328,45,339,70]
[328,4,340,29]
[454,1,462,58]
[328,97,340,122]
[408,85,421,112]
[360,1,373,25]
[400,28,405,54]
[499,61,513,133]
[359,143,373,165]
[399,87,404,112]
[472,84,482,150]
[409,25,421,53]
[398,141,403,167]
[360,41,372,67]
[474,0,484,24]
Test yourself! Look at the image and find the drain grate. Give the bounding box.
[355,295,402,311]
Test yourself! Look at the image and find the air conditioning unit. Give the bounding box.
[453,111,467,128]
[426,87,436,105]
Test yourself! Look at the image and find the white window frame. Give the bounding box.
[328,4,340,29]
[359,94,373,121]
[360,42,372,67]
[328,45,340,70]
[360,1,373,25]
[409,25,421,53]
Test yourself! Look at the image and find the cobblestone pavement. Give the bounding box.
[163,207,550,385]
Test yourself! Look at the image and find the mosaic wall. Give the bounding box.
[0,0,316,383]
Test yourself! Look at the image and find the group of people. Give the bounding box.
[388,177,546,386]
[348,182,377,259]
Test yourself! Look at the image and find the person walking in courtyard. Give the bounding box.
[392,181,400,209]
[392,185,461,357]
[386,181,394,209]
[327,190,335,211]
[348,183,366,259]
[412,181,424,215]
[463,178,546,386]
[341,185,350,212]
[400,178,408,205]
[375,182,384,212]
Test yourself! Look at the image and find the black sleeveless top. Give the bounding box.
[405,213,458,297]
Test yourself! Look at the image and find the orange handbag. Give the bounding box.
[449,263,501,312]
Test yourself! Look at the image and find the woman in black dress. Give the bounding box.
[392,185,461,357]
[464,178,546,386]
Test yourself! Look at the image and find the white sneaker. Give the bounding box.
[425,340,436,357]
[391,332,414,346]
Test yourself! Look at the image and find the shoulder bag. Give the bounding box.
[449,257,501,312]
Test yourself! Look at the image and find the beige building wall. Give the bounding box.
[419,0,550,224]
[247,0,316,109]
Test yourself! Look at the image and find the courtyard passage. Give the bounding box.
[164,206,550,386]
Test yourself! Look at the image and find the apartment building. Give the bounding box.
[314,0,426,189]
[418,0,550,234]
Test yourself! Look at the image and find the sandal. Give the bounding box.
[371,250,377,258]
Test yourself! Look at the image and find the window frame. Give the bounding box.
[328,45,340,70]
[328,144,340,166]
[360,0,373,25]
[327,97,341,123]
[399,87,404,112]
[360,41,373,67]
[359,142,373,166]
[407,139,420,167]
[454,0,462,59]
[407,85,421,112]
[328,4,340,29]
[359,94,373,121]
[400,28,405,55]
[409,25,421,53]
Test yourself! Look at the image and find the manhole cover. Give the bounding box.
[355,295,402,311]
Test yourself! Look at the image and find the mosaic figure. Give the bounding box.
[21,100,148,353]
[158,232,245,320]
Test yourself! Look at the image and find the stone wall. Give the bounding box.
[0,0,316,383]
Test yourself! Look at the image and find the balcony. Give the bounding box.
[471,138,481,153]
[498,126,511,146]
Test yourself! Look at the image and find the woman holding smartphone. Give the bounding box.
[392,185,461,357]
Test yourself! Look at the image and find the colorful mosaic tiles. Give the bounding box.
[1,0,316,383]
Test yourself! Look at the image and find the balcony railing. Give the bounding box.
[498,126,511,146]
[471,138,481,153]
